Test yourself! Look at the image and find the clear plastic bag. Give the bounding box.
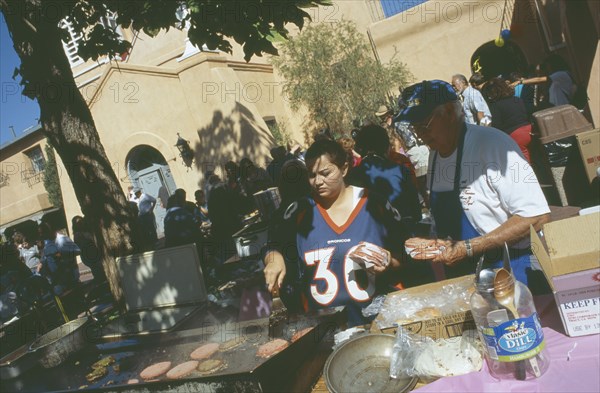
[362,295,386,317]
[389,327,483,381]
[370,278,474,328]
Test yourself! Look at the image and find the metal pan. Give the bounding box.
[29,317,92,368]
[0,344,38,379]
[324,333,417,393]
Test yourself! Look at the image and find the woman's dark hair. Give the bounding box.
[38,222,54,240]
[224,161,239,174]
[482,77,514,103]
[353,125,390,156]
[239,158,254,169]
[469,72,486,86]
[166,194,182,210]
[543,54,569,73]
[71,215,86,233]
[279,159,310,203]
[0,242,21,269]
[127,201,139,216]
[508,71,524,83]
[304,139,348,170]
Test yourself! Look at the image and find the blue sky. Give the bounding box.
[1,14,40,147]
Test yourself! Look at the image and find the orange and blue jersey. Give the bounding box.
[267,188,406,326]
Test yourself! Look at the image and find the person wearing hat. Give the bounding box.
[376,105,392,121]
[399,80,550,285]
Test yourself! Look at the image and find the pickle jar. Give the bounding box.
[470,270,551,380]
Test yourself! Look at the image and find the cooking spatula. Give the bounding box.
[268,286,288,338]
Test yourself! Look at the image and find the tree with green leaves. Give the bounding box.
[272,20,413,138]
[0,0,328,307]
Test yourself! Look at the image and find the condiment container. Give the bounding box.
[470,269,550,380]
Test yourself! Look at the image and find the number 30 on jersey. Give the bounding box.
[304,246,375,305]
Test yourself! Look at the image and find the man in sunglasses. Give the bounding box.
[398,80,550,287]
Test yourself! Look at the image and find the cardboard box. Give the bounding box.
[532,105,593,144]
[372,275,475,340]
[531,213,600,337]
[576,128,600,183]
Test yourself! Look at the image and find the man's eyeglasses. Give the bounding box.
[412,112,438,134]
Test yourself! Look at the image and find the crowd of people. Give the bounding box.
[450,54,584,163]
[0,53,586,327]
[263,53,584,326]
[121,146,307,273]
[0,221,87,322]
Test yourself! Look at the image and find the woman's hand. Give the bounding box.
[348,242,391,273]
[263,251,286,293]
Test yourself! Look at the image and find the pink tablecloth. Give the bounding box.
[414,296,600,392]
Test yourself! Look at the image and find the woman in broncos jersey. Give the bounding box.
[263,139,408,326]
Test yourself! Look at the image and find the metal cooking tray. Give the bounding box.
[2,308,342,392]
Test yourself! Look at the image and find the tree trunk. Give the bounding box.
[2,0,133,309]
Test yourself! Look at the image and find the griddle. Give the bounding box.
[2,307,342,393]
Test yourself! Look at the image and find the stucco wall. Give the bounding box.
[177,59,275,185]
[314,1,375,30]
[127,29,189,67]
[56,53,281,229]
[89,66,200,195]
[0,133,53,226]
[261,65,311,146]
[369,0,505,81]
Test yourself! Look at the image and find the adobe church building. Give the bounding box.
[56,16,295,237]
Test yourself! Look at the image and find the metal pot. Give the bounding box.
[29,317,91,368]
[253,187,281,221]
[324,333,417,393]
[232,221,270,258]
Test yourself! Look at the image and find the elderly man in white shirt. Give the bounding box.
[452,74,492,126]
[398,80,550,286]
